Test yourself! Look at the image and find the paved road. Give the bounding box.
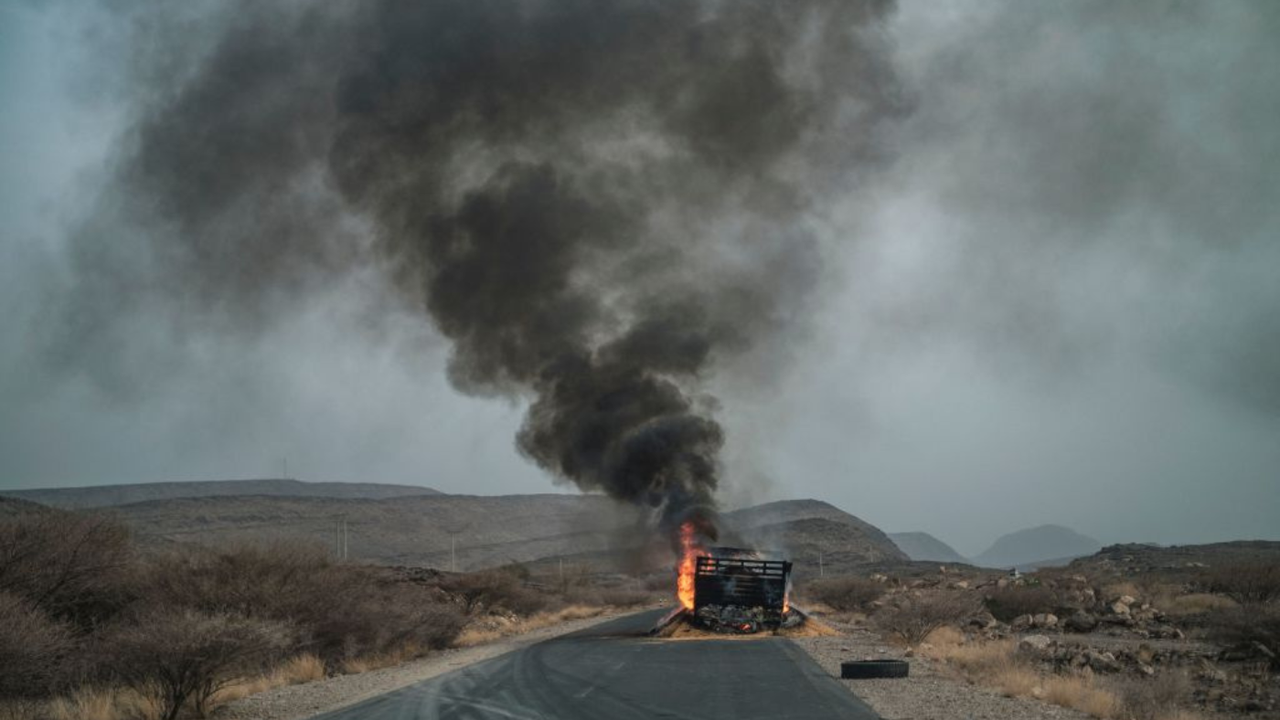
[313,609,880,720]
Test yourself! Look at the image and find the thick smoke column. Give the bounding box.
[69,0,904,533]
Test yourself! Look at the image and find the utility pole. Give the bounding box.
[282,457,288,480]
[342,518,349,561]
[441,522,469,574]
[819,551,824,577]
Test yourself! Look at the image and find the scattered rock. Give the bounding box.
[1031,613,1058,629]
[1019,634,1054,654]
[1084,650,1122,673]
[1064,612,1098,633]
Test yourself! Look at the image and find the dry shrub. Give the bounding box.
[1160,592,1236,617]
[146,543,465,665]
[0,592,74,699]
[1041,675,1122,717]
[453,605,606,647]
[210,654,326,706]
[804,576,885,612]
[925,637,1127,718]
[985,585,1058,621]
[924,625,965,647]
[1208,603,1280,670]
[875,590,981,645]
[45,686,162,720]
[0,513,135,629]
[1102,581,1144,602]
[1112,671,1191,720]
[107,607,294,720]
[1198,562,1280,605]
[597,587,649,608]
[440,569,547,615]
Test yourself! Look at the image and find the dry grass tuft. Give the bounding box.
[1163,593,1236,616]
[44,687,163,720]
[213,653,327,704]
[1040,675,1122,717]
[918,635,1205,720]
[453,605,607,648]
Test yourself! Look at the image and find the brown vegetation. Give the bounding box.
[1197,562,1280,605]
[920,629,1200,720]
[804,576,886,612]
[1209,603,1280,671]
[874,590,981,645]
[984,584,1059,621]
[107,609,294,720]
[0,507,656,720]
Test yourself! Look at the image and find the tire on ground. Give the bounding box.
[840,659,909,679]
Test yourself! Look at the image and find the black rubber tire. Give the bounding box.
[840,659,909,679]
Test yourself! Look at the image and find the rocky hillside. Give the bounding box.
[1065,540,1280,580]
[889,531,969,564]
[97,493,633,571]
[0,478,440,509]
[973,524,1101,570]
[11,487,909,575]
[722,499,909,577]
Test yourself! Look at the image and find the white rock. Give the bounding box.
[1019,634,1053,653]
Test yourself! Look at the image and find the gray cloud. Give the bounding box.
[1,0,1276,555]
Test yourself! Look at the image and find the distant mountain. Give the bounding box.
[0,479,441,509]
[889,532,968,564]
[722,499,909,576]
[0,496,52,518]
[973,524,1101,570]
[93,493,627,570]
[4,489,907,576]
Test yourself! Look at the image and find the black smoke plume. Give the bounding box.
[64,0,904,535]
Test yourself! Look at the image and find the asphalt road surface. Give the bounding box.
[312,609,880,720]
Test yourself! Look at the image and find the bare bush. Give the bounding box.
[597,588,649,608]
[875,591,982,645]
[0,513,135,628]
[440,569,546,615]
[1209,603,1280,670]
[805,576,885,612]
[1199,562,1280,605]
[985,585,1059,621]
[1112,671,1191,720]
[108,608,293,720]
[144,544,464,665]
[0,592,74,699]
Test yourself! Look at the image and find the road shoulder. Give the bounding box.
[212,609,640,720]
[791,626,1094,720]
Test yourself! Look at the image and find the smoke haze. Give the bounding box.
[1,0,1277,554]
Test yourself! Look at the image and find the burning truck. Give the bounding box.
[656,521,803,635]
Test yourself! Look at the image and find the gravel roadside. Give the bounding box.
[792,624,1095,720]
[211,608,640,720]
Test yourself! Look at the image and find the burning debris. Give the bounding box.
[659,526,802,635]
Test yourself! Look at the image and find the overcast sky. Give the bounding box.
[2,1,1277,557]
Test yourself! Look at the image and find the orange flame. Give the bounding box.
[676,521,700,611]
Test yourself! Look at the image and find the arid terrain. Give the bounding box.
[2,482,1277,720]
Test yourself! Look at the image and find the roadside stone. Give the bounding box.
[1019,634,1054,654]
[1012,614,1033,631]
[1031,613,1058,629]
[1109,601,1130,616]
[1085,650,1122,673]
[1065,612,1098,633]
